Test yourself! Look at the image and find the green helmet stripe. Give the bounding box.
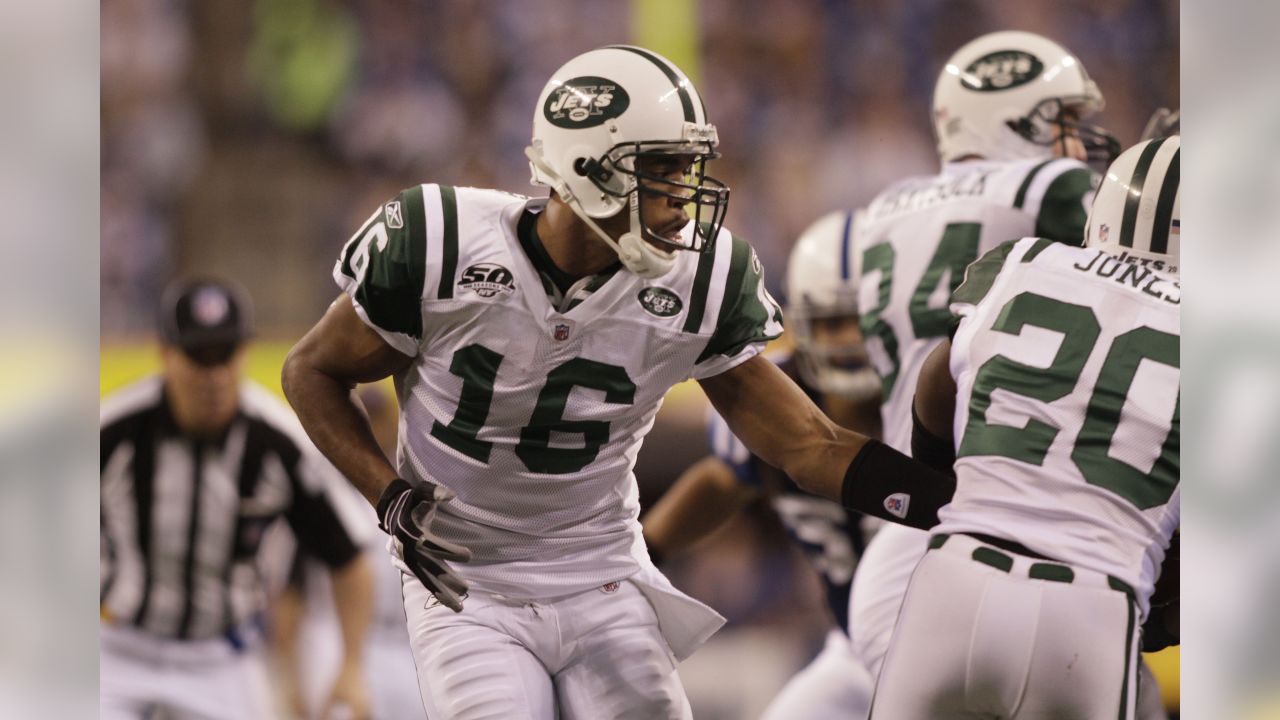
[604,44,697,123]
[1119,137,1169,248]
[1149,148,1180,254]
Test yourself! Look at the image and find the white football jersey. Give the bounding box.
[937,237,1180,614]
[855,157,1099,453]
[334,184,782,599]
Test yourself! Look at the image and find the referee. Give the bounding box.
[101,278,375,720]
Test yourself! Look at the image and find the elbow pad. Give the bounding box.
[840,440,956,530]
[911,404,956,476]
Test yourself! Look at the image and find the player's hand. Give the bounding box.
[322,659,370,720]
[377,478,471,612]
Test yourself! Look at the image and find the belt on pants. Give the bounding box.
[928,532,1136,602]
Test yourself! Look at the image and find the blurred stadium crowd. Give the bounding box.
[101,0,1177,337]
[100,1,1179,716]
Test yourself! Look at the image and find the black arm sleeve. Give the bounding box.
[911,404,956,476]
[840,440,957,530]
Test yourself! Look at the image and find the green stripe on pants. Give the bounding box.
[1118,596,1136,719]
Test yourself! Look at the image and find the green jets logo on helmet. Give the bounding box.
[637,287,683,317]
[543,76,630,129]
[962,50,1045,92]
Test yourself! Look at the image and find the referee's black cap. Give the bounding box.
[159,278,254,366]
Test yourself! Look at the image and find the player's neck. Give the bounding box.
[537,196,623,278]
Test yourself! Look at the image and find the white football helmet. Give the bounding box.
[933,31,1119,166]
[1085,136,1180,277]
[526,45,729,279]
[786,211,879,399]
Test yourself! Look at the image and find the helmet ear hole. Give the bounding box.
[573,157,613,184]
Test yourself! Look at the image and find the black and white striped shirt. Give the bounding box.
[100,377,371,641]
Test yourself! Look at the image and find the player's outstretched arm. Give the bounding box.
[282,293,414,505]
[700,355,955,529]
[642,456,759,564]
[699,355,858,500]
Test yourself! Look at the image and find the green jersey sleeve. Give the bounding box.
[693,233,785,376]
[333,185,428,355]
[1034,167,1100,245]
[948,238,1019,336]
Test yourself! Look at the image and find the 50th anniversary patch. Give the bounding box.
[458,263,516,298]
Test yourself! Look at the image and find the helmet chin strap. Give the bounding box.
[615,190,677,279]
[524,145,676,280]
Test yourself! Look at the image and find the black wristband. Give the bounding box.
[376,478,414,528]
[911,403,956,476]
[840,440,957,530]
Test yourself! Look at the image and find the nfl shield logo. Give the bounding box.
[554,323,571,342]
[883,492,911,519]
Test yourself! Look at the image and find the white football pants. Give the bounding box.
[870,533,1143,719]
[99,622,274,720]
[759,628,873,720]
[403,575,693,720]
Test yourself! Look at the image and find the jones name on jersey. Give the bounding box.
[334,184,783,599]
[938,236,1180,615]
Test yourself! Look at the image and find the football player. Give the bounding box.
[642,211,882,719]
[870,135,1180,718]
[840,27,1130,698]
[281,46,954,719]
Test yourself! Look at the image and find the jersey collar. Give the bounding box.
[517,209,621,312]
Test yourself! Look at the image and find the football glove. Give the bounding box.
[377,478,471,612]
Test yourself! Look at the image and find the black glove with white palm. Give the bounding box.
[376,478,471,612]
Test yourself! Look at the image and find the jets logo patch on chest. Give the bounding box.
[637,287,683,317]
